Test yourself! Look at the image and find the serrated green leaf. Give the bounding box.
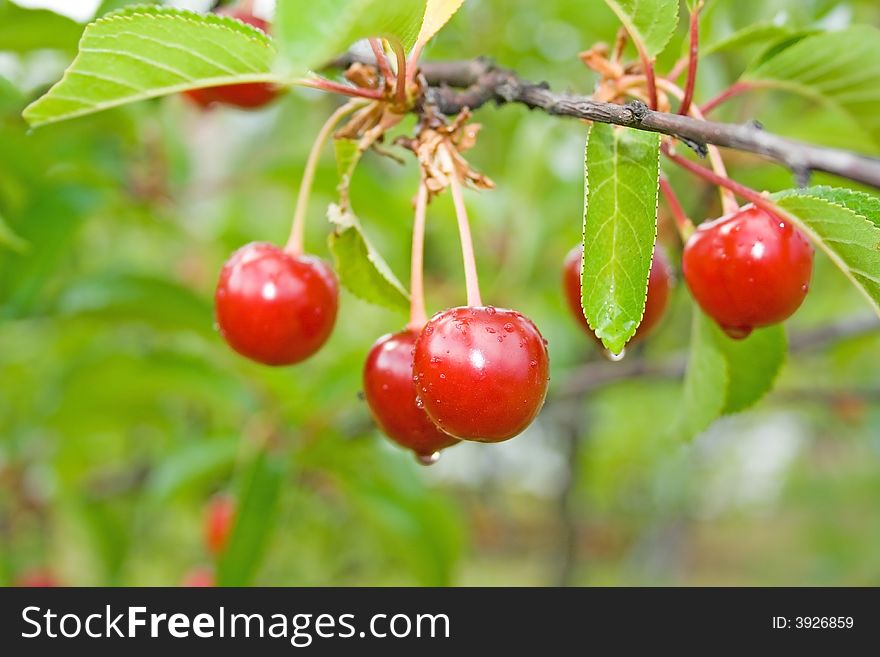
[274,0,425,75]
[772,188,880,318]
[744,27,880,144]
[0,212,28,253]
[217,449,285,586]
[327,203,409,313]
[0,0,84,53]
[23,6,280,127]
[787,186,880,229]
[581,123,660,354]
[602,0,679,58]
[674,310,787,440]
[715,323,786,414]
[702,23,798,57]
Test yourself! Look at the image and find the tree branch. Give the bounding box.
[406,58,880,189]
[557,313,880,398]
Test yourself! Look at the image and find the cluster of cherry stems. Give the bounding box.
[202,6,814,466]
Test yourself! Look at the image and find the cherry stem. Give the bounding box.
[369,38,394,85]
[301,77,384,101]
[679,1,703,117]
[633,39,658,110]
[406,41,425,86]
[659,176,695,240]
[655,78,738,215]
[393,42,408,106]
[285,100,365,254]
[448,168,483,307]
[408,182,430,330]
[662,143,771,214]
[699,80,753,115]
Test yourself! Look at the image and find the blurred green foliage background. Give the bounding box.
[1,0,879,586]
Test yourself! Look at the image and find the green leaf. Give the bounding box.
[23,6,280,128]
[56,272,213,334]
[217,449,285,586]
[274,0,425,75]
[674,310,787,439]
[0,212,28,253]
[415,0,466,49]
[744,26,880,143]
[715,323,786,414]
[334,137,361,188]
[602,0,679,58]
[146,438,239,504]
[786,186,880,229]
[702,23,798,57]
[0,0,84,53]
[772,188,880,317]
[675,309,728,440]
[327,203,409,313]
[581,123,660,354]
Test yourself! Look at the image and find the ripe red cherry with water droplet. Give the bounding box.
[682,205,813,339]
[204,494,236,556]
[412,307,550,442]
[363,330,458,462]
[563,244,672,344]
[183,8,279,109]
[215,242,339,366]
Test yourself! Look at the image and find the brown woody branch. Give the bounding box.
[330,55,880,189]
[419,59,880,189]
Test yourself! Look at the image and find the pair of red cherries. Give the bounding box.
[565,205,814,342]
[216,242,551,461]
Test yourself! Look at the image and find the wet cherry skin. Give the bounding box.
[363,330,458,461]
[412,307,550,442]
[682,205,814,339]
[204,494,235,556]
[183,9,279,109]
[564,244,672,344]
[215,242,339,366]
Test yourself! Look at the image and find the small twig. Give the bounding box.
[368,38,393,85]
[558,314,879,398]
[700,81,753,115]
[659,175,695,239]
[286,100,365,253]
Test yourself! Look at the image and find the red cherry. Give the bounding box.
[363,330,458,462]
[563,244,672,345]
[682,205,813,339]
[14,569,60,587]
[413,307,550,442]
[183,8,279,110]
[204,494,236,556]
[182,567,215,587]
[215,242,339,366]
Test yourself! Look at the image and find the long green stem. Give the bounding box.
[408,183,430,330]
[285,100,365,254]
[448,169,482,307]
